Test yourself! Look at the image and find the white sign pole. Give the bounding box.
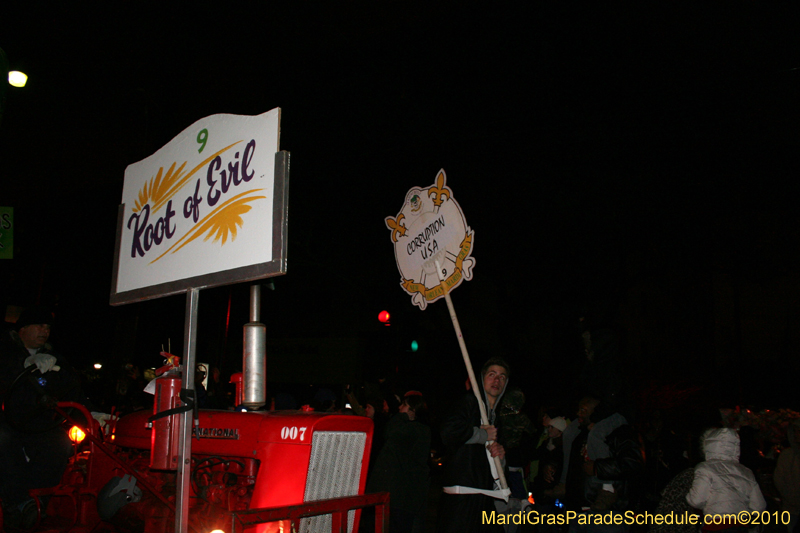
[434,260,508,491]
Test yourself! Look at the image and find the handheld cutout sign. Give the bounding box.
[385,170,508,498]
[385,169,475,310]
[110,109,288,304]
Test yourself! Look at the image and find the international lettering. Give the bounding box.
[192,427,240,439]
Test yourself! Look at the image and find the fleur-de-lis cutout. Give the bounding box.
[385,214,408,243]
[428,169,450,207]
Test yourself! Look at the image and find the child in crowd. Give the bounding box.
[686,428,766,533]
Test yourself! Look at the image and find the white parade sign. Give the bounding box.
[111,109,287,304]
[385,169,475,310]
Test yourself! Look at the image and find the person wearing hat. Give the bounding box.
[0,307,85,528]
[7,307,57,359]
[530,416,568,528]
[549,416,568,433]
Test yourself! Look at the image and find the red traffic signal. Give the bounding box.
[378,310,391,324]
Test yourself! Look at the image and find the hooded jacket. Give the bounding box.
[440,369,508,490]
[686,428,766,516]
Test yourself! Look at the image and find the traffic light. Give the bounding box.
[378,310,391,325]
[410,340,419,352]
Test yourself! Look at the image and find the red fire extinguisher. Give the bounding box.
[147,353,196,471]
[149,369,183,470]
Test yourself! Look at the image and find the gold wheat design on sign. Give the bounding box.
[132,162,187,213]
[150,189,267,264]
[131,141,242,214]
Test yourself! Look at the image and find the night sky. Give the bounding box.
[2,3,799,412]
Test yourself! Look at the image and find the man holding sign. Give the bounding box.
[438,357,510,533]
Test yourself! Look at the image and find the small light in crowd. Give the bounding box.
[8,71,27,87]
[94,363,103,370]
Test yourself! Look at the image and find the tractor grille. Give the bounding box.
[300,431,367,533]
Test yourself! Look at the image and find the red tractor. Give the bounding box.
[1,358,385,533]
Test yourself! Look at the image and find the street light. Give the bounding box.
[8,71,27,87]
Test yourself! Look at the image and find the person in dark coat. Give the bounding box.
[437,357,509,533]
[530,417,567,533]
[0,308,87,528]
[366,391,431,533]
[530,416,567,503]
[583,421,645,513]
[497,387,537,501]
[560,396,600,511]
[565,418,644,533]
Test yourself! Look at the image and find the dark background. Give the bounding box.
[2,3,799,413]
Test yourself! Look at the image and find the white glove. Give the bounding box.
[24,353,60,374]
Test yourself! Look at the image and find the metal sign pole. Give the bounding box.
[175,288,199,533]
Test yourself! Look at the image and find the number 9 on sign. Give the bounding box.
[197,128,208,153]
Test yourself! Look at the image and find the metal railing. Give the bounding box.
[230,492,390,533]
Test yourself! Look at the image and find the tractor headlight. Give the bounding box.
[68,426,86,444]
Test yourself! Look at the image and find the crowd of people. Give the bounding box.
[333,315,800,533]
[323,357,798,533]
[1,306,799,533]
